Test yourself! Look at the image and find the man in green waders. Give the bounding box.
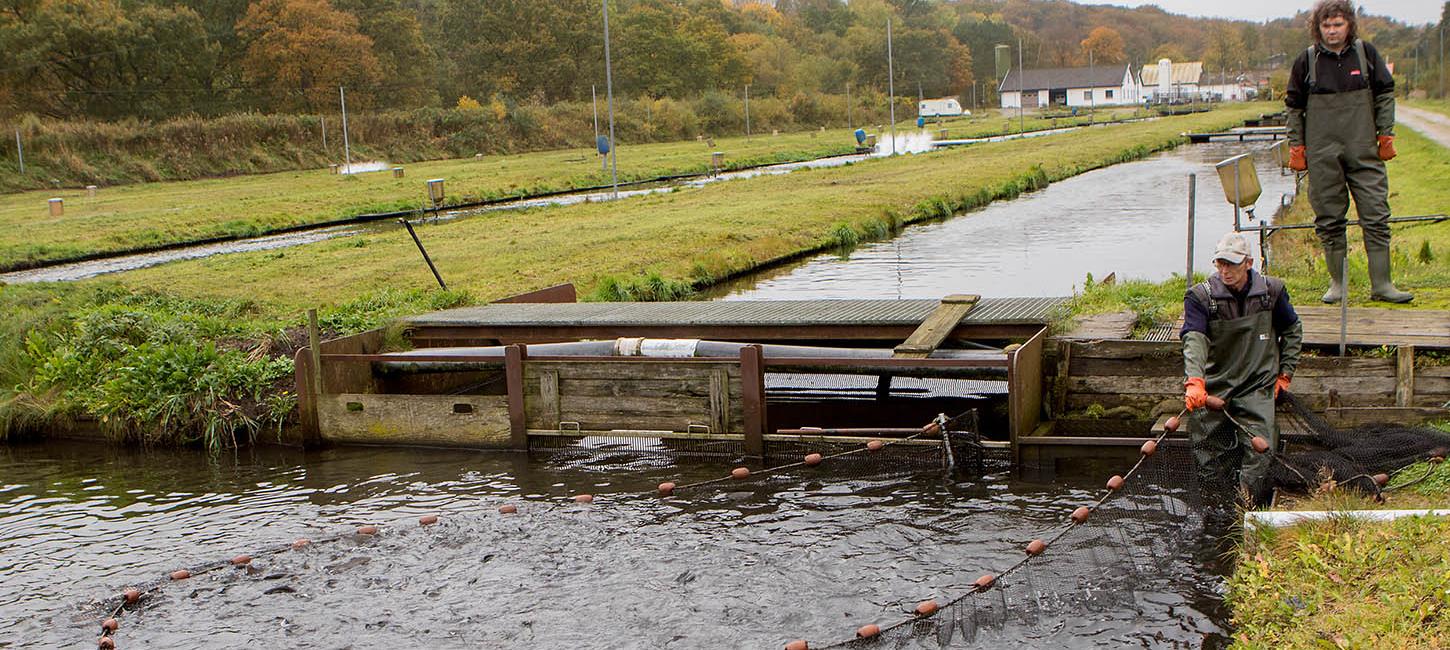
[1285,0,1411,303]
[1182,233,1304,507]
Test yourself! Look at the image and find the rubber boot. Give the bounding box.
[1366,245,1412,303]
[1320,243,1346,303]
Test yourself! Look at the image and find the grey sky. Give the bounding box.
[1075,1,1442,25]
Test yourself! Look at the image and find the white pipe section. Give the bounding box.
[1244,509,1450,530]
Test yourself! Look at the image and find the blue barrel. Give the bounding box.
[596,135,611,155]
[853,128,867,145]
[916,116,925,128]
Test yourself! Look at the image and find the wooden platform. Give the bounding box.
[1294,306,1450,349]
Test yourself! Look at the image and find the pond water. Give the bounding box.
[713,140,1296,301]
[0,440,1230,649]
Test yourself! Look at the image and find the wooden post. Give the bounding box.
[505,344,528,449]
[1396,345,1416,407]
[304,309,324,446]
[739,345,766,458]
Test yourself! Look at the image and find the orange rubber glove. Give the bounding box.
[1184,377,1208,411]
[1377,135,1396,161]
[1274,373,1291,398]
[1288,145,1307,171]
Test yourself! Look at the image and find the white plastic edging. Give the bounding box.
[1245,509,1450,530]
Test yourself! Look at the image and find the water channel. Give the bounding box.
[1,137,1287,648]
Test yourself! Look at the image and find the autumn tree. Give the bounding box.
[236,0,382,112]
[1080,25,1126,64]
[0,0,217,119]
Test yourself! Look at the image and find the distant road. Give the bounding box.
[1398,105,1450,150]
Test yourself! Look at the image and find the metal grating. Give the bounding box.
[1138,323,1178,342]
[406,297,1069,328]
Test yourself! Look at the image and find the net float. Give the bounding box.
[1250,436,1270,454]
[1140,440,1158,457]
[419,515,439,526]
[573,494,594,504]
[292,538,311,550]
[855,624,880,639]
[498,504,518,514]
[122,588,141,604]
[1071,506,1091,524]
[169,569,190,581]
[731,467,751,480]
[1164,416,1180,432]
[658,482,676,496]
[356,525,379,535]
[98,637,115,649]
[1373,473,1389,486]
[866,440,884,452]
[1205,395,1226,411]
[231,554,251,566]
[803,453,823,466]
[1025,539,1047,556]
[922,422,941,435]
[1106,475,1125,491]
[101,618,118,632]
[914,599,939,616]
[785,641,809,650]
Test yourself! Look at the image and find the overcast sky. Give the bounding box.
[1075,0,1442,25]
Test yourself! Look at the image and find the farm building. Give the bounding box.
[997,64,1142,109]
[1142,59,1258,102]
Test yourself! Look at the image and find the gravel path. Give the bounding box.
[1398,105,1450,150]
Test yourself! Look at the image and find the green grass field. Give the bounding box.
[96,105,1266,317]
[0,108,1144,271]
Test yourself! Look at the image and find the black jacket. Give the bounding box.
[1285,40,1394,110]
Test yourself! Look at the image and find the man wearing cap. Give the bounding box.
[1181,233,1304,506]
[1285,0,1411,303]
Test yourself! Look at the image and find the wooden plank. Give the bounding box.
[710,369,729,435]
[740,345,766,457]
[522,377,719,399]
[1295,307,1450,348]
[539,370,561,429]
[524,360,742,382]
[893,294,980,358]
[1052,340,1070,418]
[1008,327,1046,444]
[1396,345,1415,407]
[493,283,577,304]
[1058,311,1135,340]
[1063,339,1179,360]
[505,344,527,449]
[318,394,512,447]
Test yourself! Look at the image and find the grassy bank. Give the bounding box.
[1066,120,1450,328]
[1227,441,1450,648]
[0,94,912,194]
[0,105,1264,447]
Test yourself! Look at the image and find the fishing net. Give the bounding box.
[813,440,1210,650]
[1270,391,1450,495]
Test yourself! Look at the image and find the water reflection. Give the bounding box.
[714,141,1296,300]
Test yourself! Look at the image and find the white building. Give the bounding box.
[998,63,1142,109]
[1142,59,1256,102]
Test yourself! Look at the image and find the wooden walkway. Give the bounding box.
[1063,306,1450,349]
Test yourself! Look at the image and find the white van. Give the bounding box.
[918,97,966,118]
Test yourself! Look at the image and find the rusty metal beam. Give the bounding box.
[740,345,766,458]
[504,344,527,450]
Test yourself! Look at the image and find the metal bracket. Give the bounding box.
[686,423,711,434]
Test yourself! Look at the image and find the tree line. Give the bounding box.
[1,0,1445,123]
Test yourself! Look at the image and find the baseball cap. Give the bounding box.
[1212,232,1252,264]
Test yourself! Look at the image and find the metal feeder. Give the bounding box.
[426,179,446,207]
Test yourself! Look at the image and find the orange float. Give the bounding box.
[731,467,751,480]
[419,515,439,526]
[1140,440,1158,457]
[1106,475,1125,491]
[231,554,252,566]
[1025,539,1047,556]
[657,482,676,496]
[356,525,379,536]
[498,504,519,514]
[573,494,594,504]
[855,624,880,639]
[914,600,939,616]
[803,453,823,466]
[866,440,884,452]
[1070,506,1091,524]
[169,569,190,581]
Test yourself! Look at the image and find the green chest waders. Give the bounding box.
[1304,48,1392,251]
[1191,310,1279,500]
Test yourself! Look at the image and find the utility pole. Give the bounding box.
[744,84,751,139]
[14,129,22,175]
[602,0,620,198]
[1018,37,1025,133]
[592,85,604,171]
[846,81,853,131]
[339,86,352,174]
[887,18,897,155]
